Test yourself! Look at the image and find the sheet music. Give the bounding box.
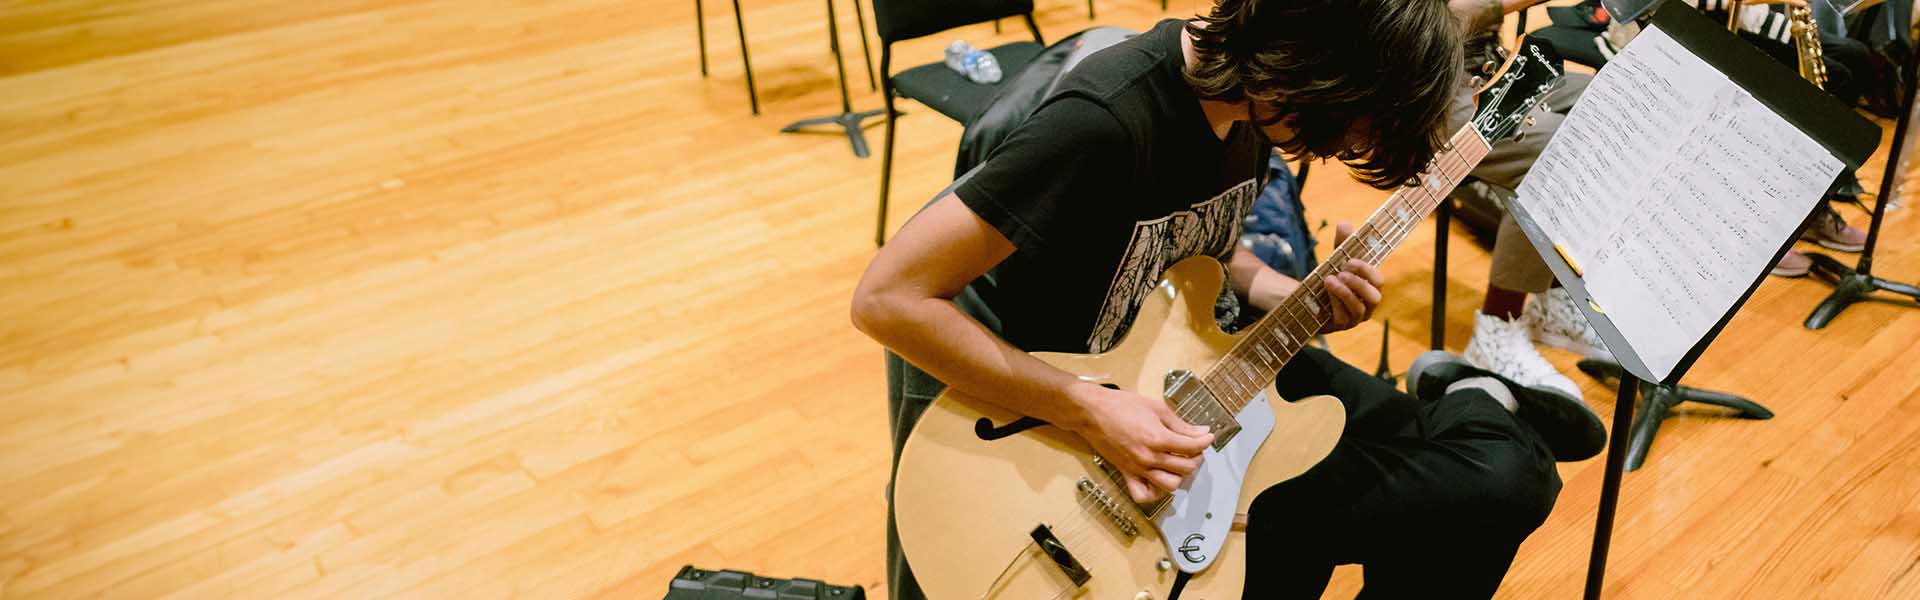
[1516,25,1845,380]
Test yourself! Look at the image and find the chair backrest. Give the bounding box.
[871,0,1035,44]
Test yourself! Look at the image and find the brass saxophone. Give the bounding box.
[1724,0,1828,89]
[1788,4,1828,89]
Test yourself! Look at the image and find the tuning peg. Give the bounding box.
[1525,115,1536,127]
[1482,59,1497,73]
[1469,76,1485,89]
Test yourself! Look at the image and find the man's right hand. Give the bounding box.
[1066,381,1216,504]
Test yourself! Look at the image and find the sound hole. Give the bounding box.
[974,416,1048,441]
[972,384,1115,441]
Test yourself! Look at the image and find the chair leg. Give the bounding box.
[995,19,1002,34]
[851,0,876,91]
[878,95,898,246]
[1023,14,1045,45]
[1088,0,1096,20]
[696,0,709,76]
[733,0,759,115]
[1432,201,1451,350]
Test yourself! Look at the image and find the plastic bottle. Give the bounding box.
[943,40,1002,84]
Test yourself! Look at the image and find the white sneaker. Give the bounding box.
[1463,311,1583,401]
[1525,288,1615,361]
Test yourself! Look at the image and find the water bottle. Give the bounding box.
[943,40,1002,84]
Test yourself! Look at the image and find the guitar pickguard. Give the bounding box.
[1155,389,1276,572]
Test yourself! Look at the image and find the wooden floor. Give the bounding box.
[2,1,1917,598]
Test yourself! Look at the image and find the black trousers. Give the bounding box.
[1244,347,1562,598]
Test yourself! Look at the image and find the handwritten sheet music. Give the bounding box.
[1516,25,1844,380]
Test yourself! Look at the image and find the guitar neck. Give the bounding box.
[1203,126,1491,412]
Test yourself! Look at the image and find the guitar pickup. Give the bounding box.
[1163,370,1242,449]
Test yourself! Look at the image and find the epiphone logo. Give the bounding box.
[1179,533,1207,563]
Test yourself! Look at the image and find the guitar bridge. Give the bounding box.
[1076,478,1140,538]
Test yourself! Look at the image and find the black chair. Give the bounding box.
[694,0,760,114]
[873,0,1045,245]
[696,0,879,116]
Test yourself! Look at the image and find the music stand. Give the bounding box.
[1803,37,1920,328]
[1520,3,1878,598]
[780,0,886,157]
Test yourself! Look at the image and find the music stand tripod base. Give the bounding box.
[781,109,886,158]
[778,0,882,158]
[1803,252,1920,330]
[1576,359,1773,472]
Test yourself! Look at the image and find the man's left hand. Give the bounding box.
[1321,222,1386,333]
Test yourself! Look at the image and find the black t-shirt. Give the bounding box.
[955,19,1271,355]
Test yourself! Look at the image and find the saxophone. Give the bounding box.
[1725,0,1828,89]
[1788,4,1828,89]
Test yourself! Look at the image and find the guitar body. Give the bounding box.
[893,256,1346,600]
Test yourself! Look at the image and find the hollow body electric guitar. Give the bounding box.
[891,39,1566,600]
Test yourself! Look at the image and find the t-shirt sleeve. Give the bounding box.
[953,96,1133,251]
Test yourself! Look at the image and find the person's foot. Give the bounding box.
[1772,248,1813,277]
[1463,311,1583,401]
[1408,350,1608,461]
[1803,205,1867,252]
[1525,288,1614,361]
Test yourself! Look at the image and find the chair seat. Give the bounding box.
[891,41,1045,124]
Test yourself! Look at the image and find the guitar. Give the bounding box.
[892,39,1566,600]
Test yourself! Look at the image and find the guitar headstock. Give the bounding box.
[1470,36,1567,145]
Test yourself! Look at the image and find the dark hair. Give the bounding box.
[1185,0,1463,189]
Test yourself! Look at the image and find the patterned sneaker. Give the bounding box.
[1525,288,1615,361]
[1463,311,1583,401]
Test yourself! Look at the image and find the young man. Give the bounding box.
[852,0,1606,596]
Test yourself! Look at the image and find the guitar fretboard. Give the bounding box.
[1188,127,1491,419]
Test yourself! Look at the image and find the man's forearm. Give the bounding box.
[1228,247,1302,313]
[855,294,1096,429]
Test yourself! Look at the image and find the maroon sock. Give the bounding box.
[1482,287,1526,321]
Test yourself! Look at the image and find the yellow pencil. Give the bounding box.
[1553,243,1584,278]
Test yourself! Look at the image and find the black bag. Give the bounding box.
[664,565,865,600]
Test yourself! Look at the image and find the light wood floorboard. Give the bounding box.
[1,1,1916,598]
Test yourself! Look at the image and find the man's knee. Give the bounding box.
[1459,443,1562,530]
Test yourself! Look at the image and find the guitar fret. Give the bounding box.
[1253,342,1277,368]
[1272,326,1294,353]
[1215,370,1244,403]
[1284,298,1317,342]
[1423,174,1448,204]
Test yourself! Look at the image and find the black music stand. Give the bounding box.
[1526,3,1879,598]
[1803,38,1920,328]
[1573,358,1772,472]
[780,0,886,157]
